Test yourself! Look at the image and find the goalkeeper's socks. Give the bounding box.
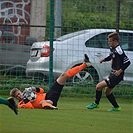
[66,64,87,78]
[0,97,9,106]
[95,90,102,104]
[106,93,119,108]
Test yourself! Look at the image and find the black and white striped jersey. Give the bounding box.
[104,44,131,71]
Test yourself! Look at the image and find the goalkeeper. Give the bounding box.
[10,54,91,110]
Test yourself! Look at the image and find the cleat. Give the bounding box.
[86,102,99,109]
[44,105,58,110]
[107,107,121,112]
[84,54,92,66]
[8,97,18,115]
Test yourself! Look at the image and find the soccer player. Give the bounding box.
[10,54,91,110]
[0,97,18,114]
[86,32,131,112]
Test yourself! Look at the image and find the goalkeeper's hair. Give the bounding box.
[10,88,19,97]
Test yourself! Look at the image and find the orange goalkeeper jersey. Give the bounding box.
[18,88,46,109]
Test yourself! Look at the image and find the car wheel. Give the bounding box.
[71,66,99,86]
[6,67,26,76]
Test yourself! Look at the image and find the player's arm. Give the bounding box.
[36,87,44,94]
[100,56,111,63]
[114,50,131,76]
[121,56,131,71]
[116,45,131,71]
[25,87,44,94]
[104,56,111,62]
[18,100,34,109]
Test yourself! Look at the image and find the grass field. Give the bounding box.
[0,97,132,133]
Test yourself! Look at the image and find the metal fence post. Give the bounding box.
[116,0,121,33]
[54,0,62,38]
[49,0,54,89]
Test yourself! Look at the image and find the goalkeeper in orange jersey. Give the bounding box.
[10,54,91,110]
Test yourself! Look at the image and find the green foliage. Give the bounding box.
[45,0,133,38]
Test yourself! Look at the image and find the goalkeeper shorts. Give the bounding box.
[45,81,64,107]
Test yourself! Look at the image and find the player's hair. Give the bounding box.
[108,32,120,42]
[10,88,19,97]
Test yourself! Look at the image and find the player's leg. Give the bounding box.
[0,97,9,105]
[105,72,123,112]
[105,87,121,111]
[40,100,58,110]
[86,80,107,109]
[57,54,91,85]
[0,97,18,115]
[46,54,91,107]
[95,80,107,104]
[87,71,123,111]
[57,63,87,85]
[46,63,88,107]
[8,97,18,114]
[45,81,64,107]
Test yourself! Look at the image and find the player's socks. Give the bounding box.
[86,90,102,109]
[0,97,9,106]
[106,93,119,108]
[66,64,87,78]
[95,90,102,104]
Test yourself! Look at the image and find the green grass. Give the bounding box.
[0,97,132,133]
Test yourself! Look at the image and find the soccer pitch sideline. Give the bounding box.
[0,97,132,133]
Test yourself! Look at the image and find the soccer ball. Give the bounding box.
[26,91,36,101]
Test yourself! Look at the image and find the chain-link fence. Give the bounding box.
[0,0,133,97]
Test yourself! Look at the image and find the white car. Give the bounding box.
[26,29,133,85]
[0,43,31,75]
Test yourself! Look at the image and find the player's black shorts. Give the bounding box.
[105,70,124,89]
[45,81,64,106]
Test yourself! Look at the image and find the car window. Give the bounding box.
[85,32,133,51]
[128,33,133,51]
[85,32,111,49]
[56,30,88,41]
[119,32,133,51]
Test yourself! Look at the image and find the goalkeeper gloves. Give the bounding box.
[25,86,36,92]
[21,90,30,103]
